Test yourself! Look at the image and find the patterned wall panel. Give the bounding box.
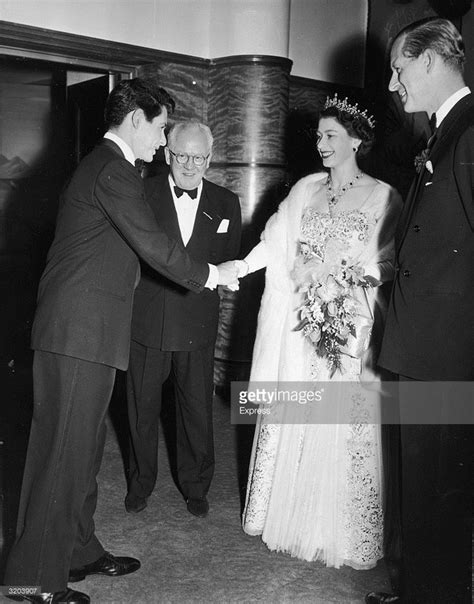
[290,77,337,115]
[208,56,292,385]
[209,58,291,164]
[137,60,209,173]
[137,61,209,122]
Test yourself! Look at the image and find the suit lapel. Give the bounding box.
[400,162,426,221]
[145,176,223,249]
[397,94,474,252]
[187,180,218,247]
[397,150,434,247]
[429,94,473,165]
[146,176,184,245]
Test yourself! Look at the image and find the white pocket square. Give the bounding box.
[217,219,229,233]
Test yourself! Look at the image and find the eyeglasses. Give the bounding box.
[167,148,210,167]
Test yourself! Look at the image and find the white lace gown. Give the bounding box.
[242,174,401,570]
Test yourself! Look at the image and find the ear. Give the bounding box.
[423,49,436,73]
[131,108,144,129]
[205,152,212,168]
[164,146,171,166]
[351,136,362,152]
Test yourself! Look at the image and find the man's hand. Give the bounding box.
[216,261,239,286]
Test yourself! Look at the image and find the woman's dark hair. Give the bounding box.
[395,17,465,73]
[319,105,375,157]
[104,78,175,129]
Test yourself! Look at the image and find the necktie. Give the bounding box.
[427,113,437,149]
[174,185,198,199]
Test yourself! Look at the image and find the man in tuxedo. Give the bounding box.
[3,80,238,604]
[366,18,473,604]
[125,120,241,518]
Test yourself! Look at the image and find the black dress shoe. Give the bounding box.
[186,497,209,518]
[365,592,401,603]
[124,493,147,513]
[13,588,90,603]
[69,551,140,582]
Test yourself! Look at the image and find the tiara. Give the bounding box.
[323,93,376,129]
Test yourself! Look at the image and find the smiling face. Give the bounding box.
[132,107,168,163]
[165,125,211,190]
[316,117,361,169]
[389,35,431,114]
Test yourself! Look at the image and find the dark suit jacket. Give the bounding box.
[131,175,241,351]
[379,94,474,379]
[31,140,209,370]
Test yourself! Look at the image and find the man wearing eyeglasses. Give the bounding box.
[125,120,241,518]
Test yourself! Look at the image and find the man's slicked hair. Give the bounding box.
[104,78,175,129]
[395,17,465,73]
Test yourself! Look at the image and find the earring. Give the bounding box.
[353,146,359,153]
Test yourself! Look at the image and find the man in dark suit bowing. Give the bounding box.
[366,18,473,604]
[125,120,241,518]
[3,80,238,604]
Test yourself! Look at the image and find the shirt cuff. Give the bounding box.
[205,263,219,290]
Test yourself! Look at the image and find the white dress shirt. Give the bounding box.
[168,175,203,246]
[167,175,218,288]
[435,86,471,128]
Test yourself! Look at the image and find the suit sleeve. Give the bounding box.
[95,158,209,292]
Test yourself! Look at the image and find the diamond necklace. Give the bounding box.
[326,171,363,210]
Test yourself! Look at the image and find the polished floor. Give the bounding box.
[0,364,468,603]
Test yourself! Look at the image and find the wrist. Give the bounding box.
[235,259,249,278]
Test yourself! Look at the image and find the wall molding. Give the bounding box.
[211,55,292,69]
[0,20,209,72]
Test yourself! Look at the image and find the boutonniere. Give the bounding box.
[414,149,434,174]
[414,149,428,173]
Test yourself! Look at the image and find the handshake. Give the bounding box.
[216,260,249,291]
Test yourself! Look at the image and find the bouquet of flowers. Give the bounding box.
[294,241,370,376]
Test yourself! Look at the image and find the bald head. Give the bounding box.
[165,120,214,190]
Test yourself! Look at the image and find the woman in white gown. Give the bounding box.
[238,95,402,570]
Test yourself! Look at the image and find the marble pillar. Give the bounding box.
[208,55,292,385]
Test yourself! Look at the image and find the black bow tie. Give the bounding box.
[174,185,198,199]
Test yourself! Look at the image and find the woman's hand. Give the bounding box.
[362,275,382,288]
